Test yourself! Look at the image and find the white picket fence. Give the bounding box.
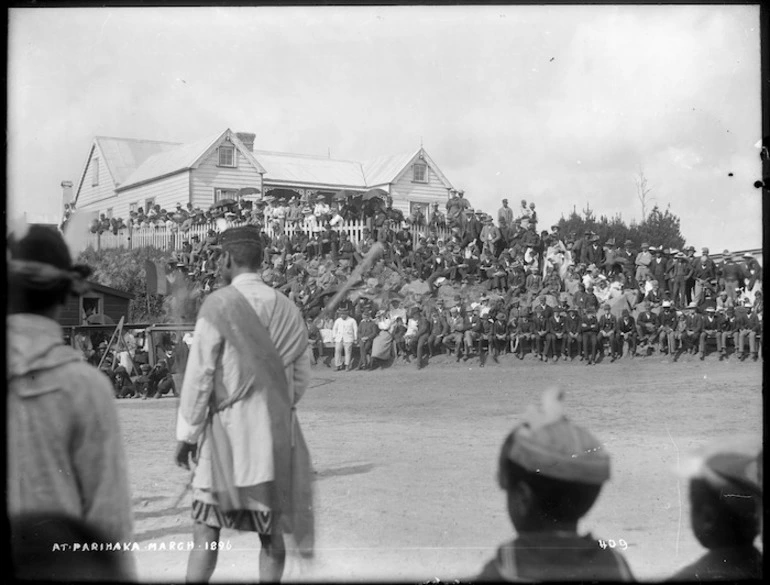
[84,219,450,253]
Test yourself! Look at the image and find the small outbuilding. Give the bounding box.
[57,281,134,328]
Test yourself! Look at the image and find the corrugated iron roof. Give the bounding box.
[86,130,447,194]
[95,136,181,186]
[118,131,225,189]
[255,151,367,188]
[360,149,420,187]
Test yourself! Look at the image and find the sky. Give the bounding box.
[7,5,764,251]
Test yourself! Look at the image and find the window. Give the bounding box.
[92,157,100,186]
[215,188,238,203]
[218,145,236,167]
[80,296,103,324]
[129,202,138,214]
[145,197,156,211]
[413,163,427,183]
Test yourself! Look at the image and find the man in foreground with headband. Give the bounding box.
[7,224,135,580]
[175,225,314,583]
[476,388,634,581]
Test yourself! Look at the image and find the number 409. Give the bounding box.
[598,539,628,550]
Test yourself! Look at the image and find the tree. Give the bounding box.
[637,204,686,251]
[76,246,174,322]
[556,202,687,251]
[634,167,655,221]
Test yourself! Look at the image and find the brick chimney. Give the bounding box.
[61,179,74,207]
[236,132,255,152]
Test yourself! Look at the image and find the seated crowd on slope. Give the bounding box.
[70,189,763,375]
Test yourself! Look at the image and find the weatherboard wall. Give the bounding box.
[75,143,119,212]
[389,164,450,216]
[117,172,191,218]
[190,147,264,209]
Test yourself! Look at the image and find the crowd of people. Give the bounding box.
[66,189,422,236]
[153,192,763,370]
[69,324,190,400]
[8,224,763,582]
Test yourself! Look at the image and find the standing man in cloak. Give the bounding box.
[175,225,314,583]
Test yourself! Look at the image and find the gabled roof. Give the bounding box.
[117,129,266,191]
[256,146,454,190]
[73,128,453,199]
[255,151,367,188]
[95,136,181,187]
[360,149,422,187]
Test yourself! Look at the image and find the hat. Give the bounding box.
[680,438,762,504]
[500,389,610,485]
[590,234,600,242]
[220,225,262,246]
[603,303,611,310]
[624,239,634,246]
[140,364,152,372]
[705,306,716,312]
[551,225,560,231]
[662,300,671,308]
[114,366,127,375]
[641,242,649,248]
[554,306,564,313]
[606,238,615,246]
[743,252,754,259]
[701,247,709,254]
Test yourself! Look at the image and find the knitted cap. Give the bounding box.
[680,437,762,500]
[503,389,610,485]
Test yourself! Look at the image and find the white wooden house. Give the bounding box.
[70,129,454,222]
[72,129,264,221]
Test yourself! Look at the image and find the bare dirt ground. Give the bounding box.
[121,351,763,583]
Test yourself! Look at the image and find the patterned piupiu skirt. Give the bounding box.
[191,487,273,533]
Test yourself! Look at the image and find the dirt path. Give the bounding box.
[121,354,763,582]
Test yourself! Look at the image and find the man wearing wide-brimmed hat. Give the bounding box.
[670,251,693,309]
[691,247,716,306]
[719,251,747,304]
[634,242,652,284]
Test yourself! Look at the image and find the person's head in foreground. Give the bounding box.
[476,388,634,582]
[218,226,263,284]
[8,225,92,317]
[669,438,763,581]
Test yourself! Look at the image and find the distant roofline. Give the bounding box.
[252,149,362,164]
[95,135,183,146]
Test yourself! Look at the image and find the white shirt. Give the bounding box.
[332,316,358,343]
